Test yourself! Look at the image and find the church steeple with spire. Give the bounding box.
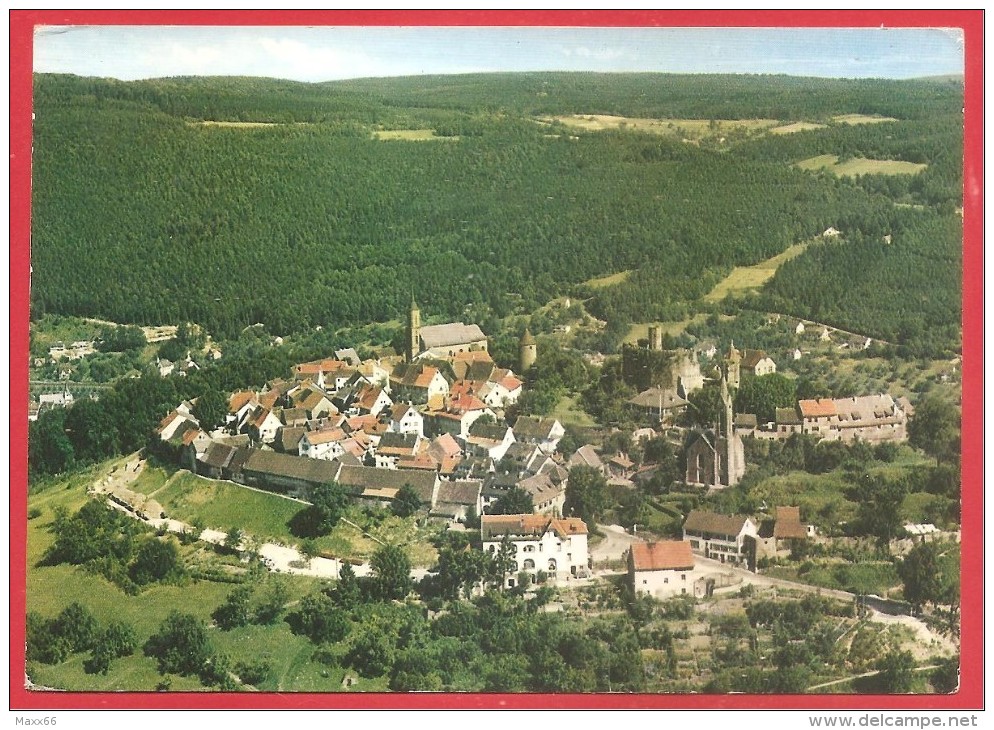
[407,294,421,362]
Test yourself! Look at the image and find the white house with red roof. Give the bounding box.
[628,540,701,599]
[298,427,348,461]
[388,403,425,438]
[480,514,589,587]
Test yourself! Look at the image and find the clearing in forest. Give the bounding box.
[796,154,927,177]
[704,241,811,302]
[832,113,899,125]
[373,129,458,141]
[625,315,706,344]
[769,121,828,134]
[546,115,780,139]
[192,121,280,128]
[583,270,631,288]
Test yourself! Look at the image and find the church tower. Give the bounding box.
[719,368,746,487]
[725,340,741,390]
[519,328,537,372]
[407,296,421,362]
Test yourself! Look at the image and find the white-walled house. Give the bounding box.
[682,510,758,569]
[480,514,589,588]
[298,427,347,461]
[628,540,701,599]
[388,403,425,437]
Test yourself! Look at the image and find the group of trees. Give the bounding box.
[28,602,138,675]
[44,500,184,594]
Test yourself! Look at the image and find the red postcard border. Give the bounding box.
[9,8,984,711]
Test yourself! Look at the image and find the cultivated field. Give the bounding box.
[625,315,707,344]
[192,121,280,128]
[373,129,457,141]
[704,241,812,302]
[582,270,631,289]
[832,114,899,125]
[547,115,780,139]
[769,121,828,135]
[796,154,927,177]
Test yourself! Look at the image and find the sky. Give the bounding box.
[33,26,965,83]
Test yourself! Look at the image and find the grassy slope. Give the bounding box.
[25,461,390,693]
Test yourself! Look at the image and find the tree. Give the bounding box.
[52,602,99,654]
[908,396,960,465]
[143,611,213,676]
[332,562,362,609]
[291,482,349,537]
[734,373,796,424]
[192,389,228,433]
[565,465,608,526]
[391,484,422,519]
[875,650,916,693]
[345,628,396,678]
[84,620,137,675]
[28,409,75,475]
[130,537,183,585]
[254,577,290,625]
[854,474,907,548]
[489,487,534,516]
[286,592,351,644]
[686,382,724,429]
[371,544,413,601]
[897,540,960,612]
[212,584,254,630]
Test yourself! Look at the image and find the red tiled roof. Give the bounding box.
[630,540,695,571]
[798,398,837,418]
[228,391,256,414]
[773,506,807,540]
[305,427,346,445]
[481,514,587,541]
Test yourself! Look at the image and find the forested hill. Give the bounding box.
[30,73,962,345]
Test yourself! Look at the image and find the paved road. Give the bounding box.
[590,523,643,565]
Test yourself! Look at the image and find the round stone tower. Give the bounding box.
[519,328,537,372]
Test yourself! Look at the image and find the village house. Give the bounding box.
[480,514,589,587]
[757,506,812,559]
[275,425,307,455]
[374,432,422,469]
[424,394,496,440]
[243,406,283,444]
[387,403,425,438]
[298,427,348,462]
[511,416,565,454]
[741,349,777,377]
[227,390,258,431]
[568,444,608,477]
[430,480,483,523]
[463,421,516,461]
[683,509,758,569]
[240,449,342,500]
[627,387,689,425]
[518,462,569,515]
[291,384,337,420]
[335,464,439,509]
[390,361,450,405]
[628,540,701,599]
[798,395,907,443]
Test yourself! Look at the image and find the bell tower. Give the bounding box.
[407,295,421,361]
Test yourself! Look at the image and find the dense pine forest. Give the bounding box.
[31,72,962,352]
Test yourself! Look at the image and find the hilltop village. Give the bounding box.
[27,291,961,695]
[25,71,964,695]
